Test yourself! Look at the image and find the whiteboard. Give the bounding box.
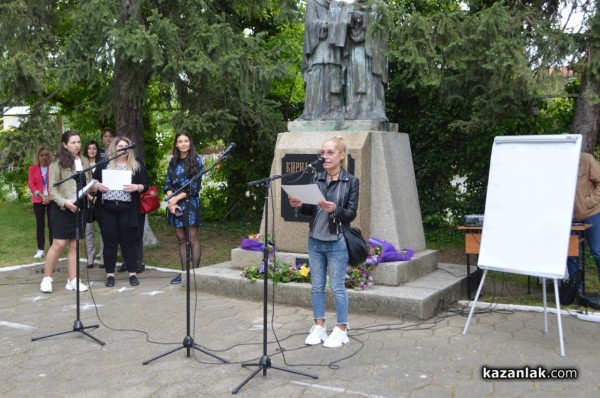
[478,135,582,279]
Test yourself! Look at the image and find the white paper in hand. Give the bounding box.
[281,184,325,205]
[102,169,132,190]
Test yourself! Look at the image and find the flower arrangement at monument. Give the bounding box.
[344,243,382,290]
[239,233,400,290]
[242,259,312,284]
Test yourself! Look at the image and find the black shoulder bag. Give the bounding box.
[337,180,369,266]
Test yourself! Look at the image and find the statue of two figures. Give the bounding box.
[299,0,388,122]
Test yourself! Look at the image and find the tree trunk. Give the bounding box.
[114,0,150,158]
[572,9,600,154]
[572,74,600,153]
[114,0,156,249]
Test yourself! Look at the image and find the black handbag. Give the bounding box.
[559,269,582,305]
[86,200,98,223]
[343,226,369,266]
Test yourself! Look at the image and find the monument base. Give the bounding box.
[264,129,426,258]
[287,120,398,133]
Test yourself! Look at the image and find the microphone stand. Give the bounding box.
[31,156,114,346]
[143,151,230,365]
[232,166,319,395]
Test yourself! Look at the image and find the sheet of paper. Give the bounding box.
[281,184,325,205]
[103,169,132,190]
[73,179,97,201]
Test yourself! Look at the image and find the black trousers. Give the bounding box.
[33,202,52,251]
[99,201,140,274]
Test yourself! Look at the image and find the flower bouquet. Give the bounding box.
[239,233,275,253]
[345,242,382,290]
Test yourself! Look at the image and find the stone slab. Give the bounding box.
[287,120,399,132]
[194,262,467,319]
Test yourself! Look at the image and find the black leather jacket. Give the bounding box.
[298,169,360,235]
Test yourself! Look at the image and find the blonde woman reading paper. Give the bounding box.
[288,137,359,348]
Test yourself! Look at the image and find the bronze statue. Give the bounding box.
[344,0,388,121]
[298,0,388,122]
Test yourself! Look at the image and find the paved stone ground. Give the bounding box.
[0,262,599,398]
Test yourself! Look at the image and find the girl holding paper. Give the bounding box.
[39,131,94,294]
[288,136,359,348]
[94,136,149,288]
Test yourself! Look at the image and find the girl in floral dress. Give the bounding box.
[164,131,205,284]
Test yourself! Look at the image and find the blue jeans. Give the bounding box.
[308,236,349,325]
[567,212,600,282]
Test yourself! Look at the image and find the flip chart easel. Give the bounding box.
[462,134,582,357]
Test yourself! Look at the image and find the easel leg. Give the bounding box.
[462,269,488,335]
[553,279,566,357]
[542,277,548,332]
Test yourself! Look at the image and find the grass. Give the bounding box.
[0,201,42,267]
[3,200,599,310]
[0,200,259,269]
[426,227,600,310]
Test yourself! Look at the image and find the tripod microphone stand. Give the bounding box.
[232,171,318,395]
[143,148,233,365]
[32,165,104,346]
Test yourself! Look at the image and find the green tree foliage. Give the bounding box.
[0,0,302,220]
[1,0,595,228]
[384,1,592,227]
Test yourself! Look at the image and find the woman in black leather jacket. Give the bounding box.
[288,137,359,348]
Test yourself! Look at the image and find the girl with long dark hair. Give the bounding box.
[40,131,93,293]
[164,131,205,284]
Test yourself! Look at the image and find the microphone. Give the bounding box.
[117,143,136,151]
[221,143,237,157]
[307,156,324,169]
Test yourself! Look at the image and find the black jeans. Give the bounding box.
[99,201,140,274]
[33,202,52,251]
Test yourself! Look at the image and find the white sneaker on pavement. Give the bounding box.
[323,326,349,348]
[40,277,53,293]
[33,250,45,259]
[305,324,328,345]
[65,278,88,292]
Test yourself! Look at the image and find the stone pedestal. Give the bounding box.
[212,123,464,318]
[260,123,426,257]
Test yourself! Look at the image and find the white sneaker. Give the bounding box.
[33,250,45,259]
[323,326,349,348]
[40,277,53,293]
[65,278,88,292]
[304,324,328,345]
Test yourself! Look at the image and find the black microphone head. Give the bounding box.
[118,142,136,151]
[222,143,236,156]
[310,156,324,167]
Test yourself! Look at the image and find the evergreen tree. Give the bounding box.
[0,0,300,219]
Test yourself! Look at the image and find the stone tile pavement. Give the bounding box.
[0,261,598,397]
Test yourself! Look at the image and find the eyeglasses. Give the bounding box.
[319,150,338,157]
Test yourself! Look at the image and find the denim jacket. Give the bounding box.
[298,169,360,234]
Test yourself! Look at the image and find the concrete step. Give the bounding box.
[191,261,470,319]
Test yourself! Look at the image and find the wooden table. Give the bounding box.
[457,224,591,299]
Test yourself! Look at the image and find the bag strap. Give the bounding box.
[335,180,348,233]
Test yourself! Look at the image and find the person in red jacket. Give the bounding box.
[28,148,53,259]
